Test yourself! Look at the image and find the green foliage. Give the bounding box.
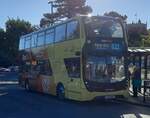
[143,31,150,47]
[0,19,33,66]
[127,21,148,47]
[128,31,142,47]
[0,28,12,66]
[5,18,33,65]
[0,29,6,52]
[40,0,92,27]
[56,0,92,18]
[104,11,127,21]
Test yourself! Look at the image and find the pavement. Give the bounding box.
[116,86,150,108]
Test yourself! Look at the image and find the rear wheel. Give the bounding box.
[56,84,65,100]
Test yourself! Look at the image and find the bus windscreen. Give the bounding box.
[85,17,123,39]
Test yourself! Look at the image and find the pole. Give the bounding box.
[51,2,54,25]
[144,55,148,80]
[51,2,53,15]
[48,1,54,25]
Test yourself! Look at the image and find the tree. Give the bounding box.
[104,11,127,21]
[57,0,92,18]
[127,20,148,47]
[128,31,142,47]
[5,18,34,65]
[0,28,6,51]
[40,0,92,27]
[143,30,150,47]
[0,28,9,66]
[0,28,6,48]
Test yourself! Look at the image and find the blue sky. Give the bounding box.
[0,0,149,29]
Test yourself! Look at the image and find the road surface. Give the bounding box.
[0,72,150,118]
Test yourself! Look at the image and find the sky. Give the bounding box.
[0,0,150,29]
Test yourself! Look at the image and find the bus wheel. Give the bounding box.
[25,80,30,91]
[56,84,65,100]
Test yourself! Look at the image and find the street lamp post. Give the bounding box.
[48,0,54,15]
[48,0,56,25]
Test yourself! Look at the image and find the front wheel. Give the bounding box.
[56,84,65,100]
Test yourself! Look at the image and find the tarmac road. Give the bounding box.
[0,72,150,118]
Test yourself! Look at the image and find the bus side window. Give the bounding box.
[67,21,79,40]
[55,24,66,43]
[37,32,45,46]
[46,29,54,44]
[19,37,25,50]
[44,60,53,76]
[25,36,31,49]
[64,57,80,78]
[31,34,37,48]
[35,60,53,76]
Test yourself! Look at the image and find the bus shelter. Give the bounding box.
[128,48,150,80]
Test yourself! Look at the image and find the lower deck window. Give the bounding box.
[32,60,53,76]
[85,56,125,83]
[64,57,80,78]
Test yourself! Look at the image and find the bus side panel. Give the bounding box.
[53,39,82,100]
[28,46,57,95]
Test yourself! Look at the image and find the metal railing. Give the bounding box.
[143,80,150,102]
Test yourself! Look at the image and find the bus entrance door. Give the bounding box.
[64,57,81,100]
[67,77,81,100]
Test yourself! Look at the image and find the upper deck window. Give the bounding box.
[67,20,79,40]
[46,29,54,44]
[25,36,31,49]
[19,37,25,50]
[31,34,37,48]
[85,17,123,38]
[55,24,66,43]
[37,32,45,46]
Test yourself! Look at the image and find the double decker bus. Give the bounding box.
[19,16,128,101]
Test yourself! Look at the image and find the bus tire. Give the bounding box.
[25,80,30,91]
[56,83,65,100]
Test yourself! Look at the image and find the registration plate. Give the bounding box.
[105,96,116,99]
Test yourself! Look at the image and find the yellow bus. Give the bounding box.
[19,16,128,101]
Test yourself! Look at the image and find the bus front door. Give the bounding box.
[64,57,81,100]
[67,76,81,100]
